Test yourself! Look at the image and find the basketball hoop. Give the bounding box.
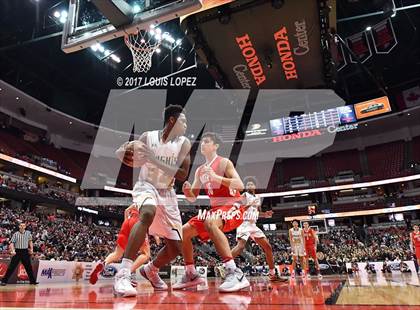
[124,29,161,73]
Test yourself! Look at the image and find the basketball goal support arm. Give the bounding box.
[90,0,134,29]
[332,33,388,97]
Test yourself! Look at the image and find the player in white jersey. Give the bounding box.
[289,219,307,278]
[231,179,286,282]
[113,105,191,297]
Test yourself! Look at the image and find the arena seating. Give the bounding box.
[282,157,318,184]
[1,127,419,187]
[412,136,420,164]
[322,149,362,178]
[35,143,84,179]
[366,141,405,179]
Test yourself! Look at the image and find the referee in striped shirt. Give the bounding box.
[1,222,37,285]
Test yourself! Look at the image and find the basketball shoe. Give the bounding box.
[89,262,104,285]
[172,271,206,290]
[219,268,250,292]
[113,268,137,297]
[139,263,168,290]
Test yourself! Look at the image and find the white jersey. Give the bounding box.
[139,130,186,189]
[289,228,304,245]
[243,192,261,223]
[132,130,186,241]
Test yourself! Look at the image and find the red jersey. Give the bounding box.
[303,228,316,247]
[198,156,241,209]
[128,208,139,218]
[412,231,420,248]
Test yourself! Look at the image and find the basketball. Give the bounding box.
[129,141,148,168]
[116,141,147,168]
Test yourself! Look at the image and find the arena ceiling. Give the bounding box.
[0,0,419,124]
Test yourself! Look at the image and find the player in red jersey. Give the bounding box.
[302,221,322,279]
[410,224,420,274]
[173,132,250,292]
[89,204,150,285]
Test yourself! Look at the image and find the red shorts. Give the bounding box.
[117,211,149,252]
[305,244,317,259]
[188,204,245,242]
[415,247,420,259]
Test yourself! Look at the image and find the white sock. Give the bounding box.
[145,261,159,273]
[121,258,133,270]
[224,260,236,272]
[269,269,276,276]
[185,264,196,275]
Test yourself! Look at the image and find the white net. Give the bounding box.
[124,30,161,73]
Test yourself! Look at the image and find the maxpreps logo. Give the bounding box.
[41,268,66,279]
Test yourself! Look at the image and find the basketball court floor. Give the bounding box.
[1,275,420,309]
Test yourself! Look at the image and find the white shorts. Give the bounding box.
[236,221,266,241]
[132,181,182,241]
[291,244,306,257]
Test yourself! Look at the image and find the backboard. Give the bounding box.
[62,0,202,53]
[300,219,328,234]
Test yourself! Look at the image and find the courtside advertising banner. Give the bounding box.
[37,260,72,284]
[81,262,119,281]
[0,257,39,284]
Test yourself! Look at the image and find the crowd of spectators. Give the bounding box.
[199,225,415,274]
[0,205,116,261]
[0,203,417,277]
[0,173,76,204]
[0,146,72,177]
[320,226,412,264]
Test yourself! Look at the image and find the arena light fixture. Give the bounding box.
[285,204,420,221]
[366,26,372,31]
[132,4,141,14]
[90,44,99,52]
[0,153,77,183]
[103,172,420,200]
[110,54,121,63]
[155,33,162,41]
